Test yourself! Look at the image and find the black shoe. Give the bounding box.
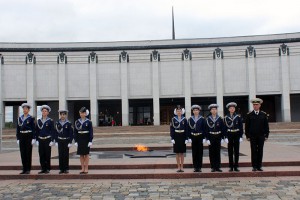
[211,169,216,172]
[24,171,30,174]
[199,169,202,172]
[59,171,64,174]
[38,170,45,174]
[216,169,223,172]
[64,170,69,174]
[229,168,233,172]
[257,168,263,171]
[252,168,257,172]
[234,167,240,172]
[44,170,50,174]
[193,168,198,172]
[179,170,184,173]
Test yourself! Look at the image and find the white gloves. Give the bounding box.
[36,141,39,146]
[49,141,54,146]
[206,140,211,145]
[74,142,78,147]
[68,143,72,148]
[221,139,224,144]
[88,142,92,147]
[202,138,207,143]
[55,142,58,147]
[188,139,192,143]
[17,140,19,146]
[185,140,188,144]
[31,139,36,145]
[224,138,229,144]
[171,139,175,144]
[239,138,243,143]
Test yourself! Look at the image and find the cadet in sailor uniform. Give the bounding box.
[188,105,206,172]
[74,107,93,174]
[16,103,36,174]
[36,105,54,174]
[170,105,188,172]
[205,104,225,172]
[55,110,73,174]
[224,102,244,172]
[245,98,269,172]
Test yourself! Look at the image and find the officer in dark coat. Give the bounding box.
[55,110,73,174]
[245,98,269,171]
[188,105,206,172]
[36,105,54,174]
[205,104,225,172]
[16,103,36,174]
[224,102,244,172]
[170,105,188,173]
[74,107,93,174]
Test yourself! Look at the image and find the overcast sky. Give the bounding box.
[0,0,299,43]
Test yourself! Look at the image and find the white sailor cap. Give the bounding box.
[250,98,263,104]
[208,104,219,110]
[40,105,51,112]
[226,102,237,108]
[79,107,89,116]
[191,105,201,110]
[174,105,185,115]
[21,103,31,109]
[58,110,69,114]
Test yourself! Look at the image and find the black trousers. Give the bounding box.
[209,134,222,169]
[58,139,70,172]
[38,138,52,171]
[191,135,203,169]
[227,133,240,168]
[19,134,33,172]
[250,135,265,169]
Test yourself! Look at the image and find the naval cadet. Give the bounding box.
[36,105,54,174]
[188,105,206,172]
[224,102,244,172]
[55,110,73,174]
[205,104,225,172]
[170,105,188,173]
[16,103,36,174]
[74,107,93,174]
[245,98,269,172]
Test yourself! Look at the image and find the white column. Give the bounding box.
[182,49,192,118]
[58,53,67,112]
[279,44,291,122]
[26,53,36,117]
[246,46,257,110]
[89,52,99,126]
[214,48,224,117]
[120,51,129,126]
[151,50,160,125]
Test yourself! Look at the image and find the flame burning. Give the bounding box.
[135,144,149,152]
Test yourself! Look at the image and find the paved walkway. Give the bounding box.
[0,177,299,200]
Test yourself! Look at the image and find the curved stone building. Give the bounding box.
[1,32,300,126]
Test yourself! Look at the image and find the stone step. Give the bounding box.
[0,166,300,180]
[1,161,299,170]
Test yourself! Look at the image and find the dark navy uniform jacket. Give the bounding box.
[36,118,54,141]
[55,120,74,144]
[170,116,188,140]
[74,118,93,143]
[245,110,269,139]
[224,113,243,138]
[205,115,226,140]
[16,114,35,140]
[187,115,206,138]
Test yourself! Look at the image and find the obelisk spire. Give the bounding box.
[172,6,175,40]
